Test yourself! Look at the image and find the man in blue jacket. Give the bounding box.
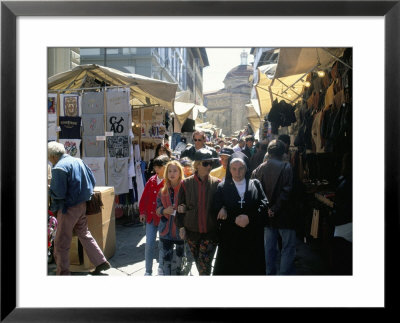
[48,141,110,275]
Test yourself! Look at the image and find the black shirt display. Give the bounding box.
[59,116,81,139]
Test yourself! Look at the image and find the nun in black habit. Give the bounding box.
[213,151,269,275]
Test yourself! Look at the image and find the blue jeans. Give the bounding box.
[145,221,164,274]
[264,227,296,275]
[171,133,181,150]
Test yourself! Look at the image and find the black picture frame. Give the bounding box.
[1,0,398,321]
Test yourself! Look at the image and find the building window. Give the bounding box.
[80,48,101,56]
[106,48,119,55]
[122,48,137,55]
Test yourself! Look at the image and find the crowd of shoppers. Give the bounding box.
[135,131,300,276]
[48,129,351,276]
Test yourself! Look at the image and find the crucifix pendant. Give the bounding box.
[238,199,245,209]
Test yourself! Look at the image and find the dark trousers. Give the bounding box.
[332,237,352,275]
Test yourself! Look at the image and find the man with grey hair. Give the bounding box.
[251,139,296,275]
[48,141,110,275]
[230,137,238,147]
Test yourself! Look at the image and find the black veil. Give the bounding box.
[224,151,252,183]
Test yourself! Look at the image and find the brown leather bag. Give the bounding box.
[86,192,103,215]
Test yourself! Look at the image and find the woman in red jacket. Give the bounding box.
[139,155,169,276]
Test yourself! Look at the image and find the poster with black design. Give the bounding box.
[107,136,129,158]
[106,90,130,113]
[60,94,81,117]
[48,93,57,115]
[106,112,130,136]
[59,116,81,139]
[82,114,104,136]
[82,91,104,114]
[58,139,81,158]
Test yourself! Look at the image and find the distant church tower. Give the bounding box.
[241,50,248,65]
[204,51,253,136]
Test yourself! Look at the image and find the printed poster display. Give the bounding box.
[106,90,130,113]
[108,157,129,195]
[142,108,154,121]
[48,114,58,141]
[82,135,105,157]
[153,107,164,123]
[48,94,57,115]
[82,114,105,136]
[107,136,129,158]
[59,116,81,139]
[58,139,81,158]
[82,91,104,114]
[82,157,106,186]
[60,94,81,117]
[106,113,130,136]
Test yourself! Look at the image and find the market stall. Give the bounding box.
[255,47,346,118]
[253,48,352,262]
[48,65,178,265]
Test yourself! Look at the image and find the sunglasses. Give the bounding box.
[201,161,213,167]
[193,139,203,142]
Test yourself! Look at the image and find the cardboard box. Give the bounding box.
[69,186,116,272]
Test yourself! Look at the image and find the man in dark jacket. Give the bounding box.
[242,135,255,159]
[251,139,296,275]
[180,130,219,168]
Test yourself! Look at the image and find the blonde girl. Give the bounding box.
[156,161,185,275]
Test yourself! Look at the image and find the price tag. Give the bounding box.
[105,131,114,137]
[96,136,106,141]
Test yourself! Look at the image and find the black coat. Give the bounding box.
[251,158,294,229]
[213,177,268,275]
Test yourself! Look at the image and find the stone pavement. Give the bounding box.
[48,219,199,276]
[48,219,331,276]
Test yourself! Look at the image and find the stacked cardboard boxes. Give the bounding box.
[69,186,116,272]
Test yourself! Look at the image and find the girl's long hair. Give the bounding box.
[161,161,184,194]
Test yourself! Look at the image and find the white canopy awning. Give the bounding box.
[245,100,262,134]
[274,47,346,79]
[255,65,305,117]
[173,91,208,126]
[48,64,178,111]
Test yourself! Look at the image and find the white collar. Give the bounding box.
[233,178,246,186]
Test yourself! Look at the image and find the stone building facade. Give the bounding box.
[204,52,253,136]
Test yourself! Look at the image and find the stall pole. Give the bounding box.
[104,88,108,186]
[56,90,61,141]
